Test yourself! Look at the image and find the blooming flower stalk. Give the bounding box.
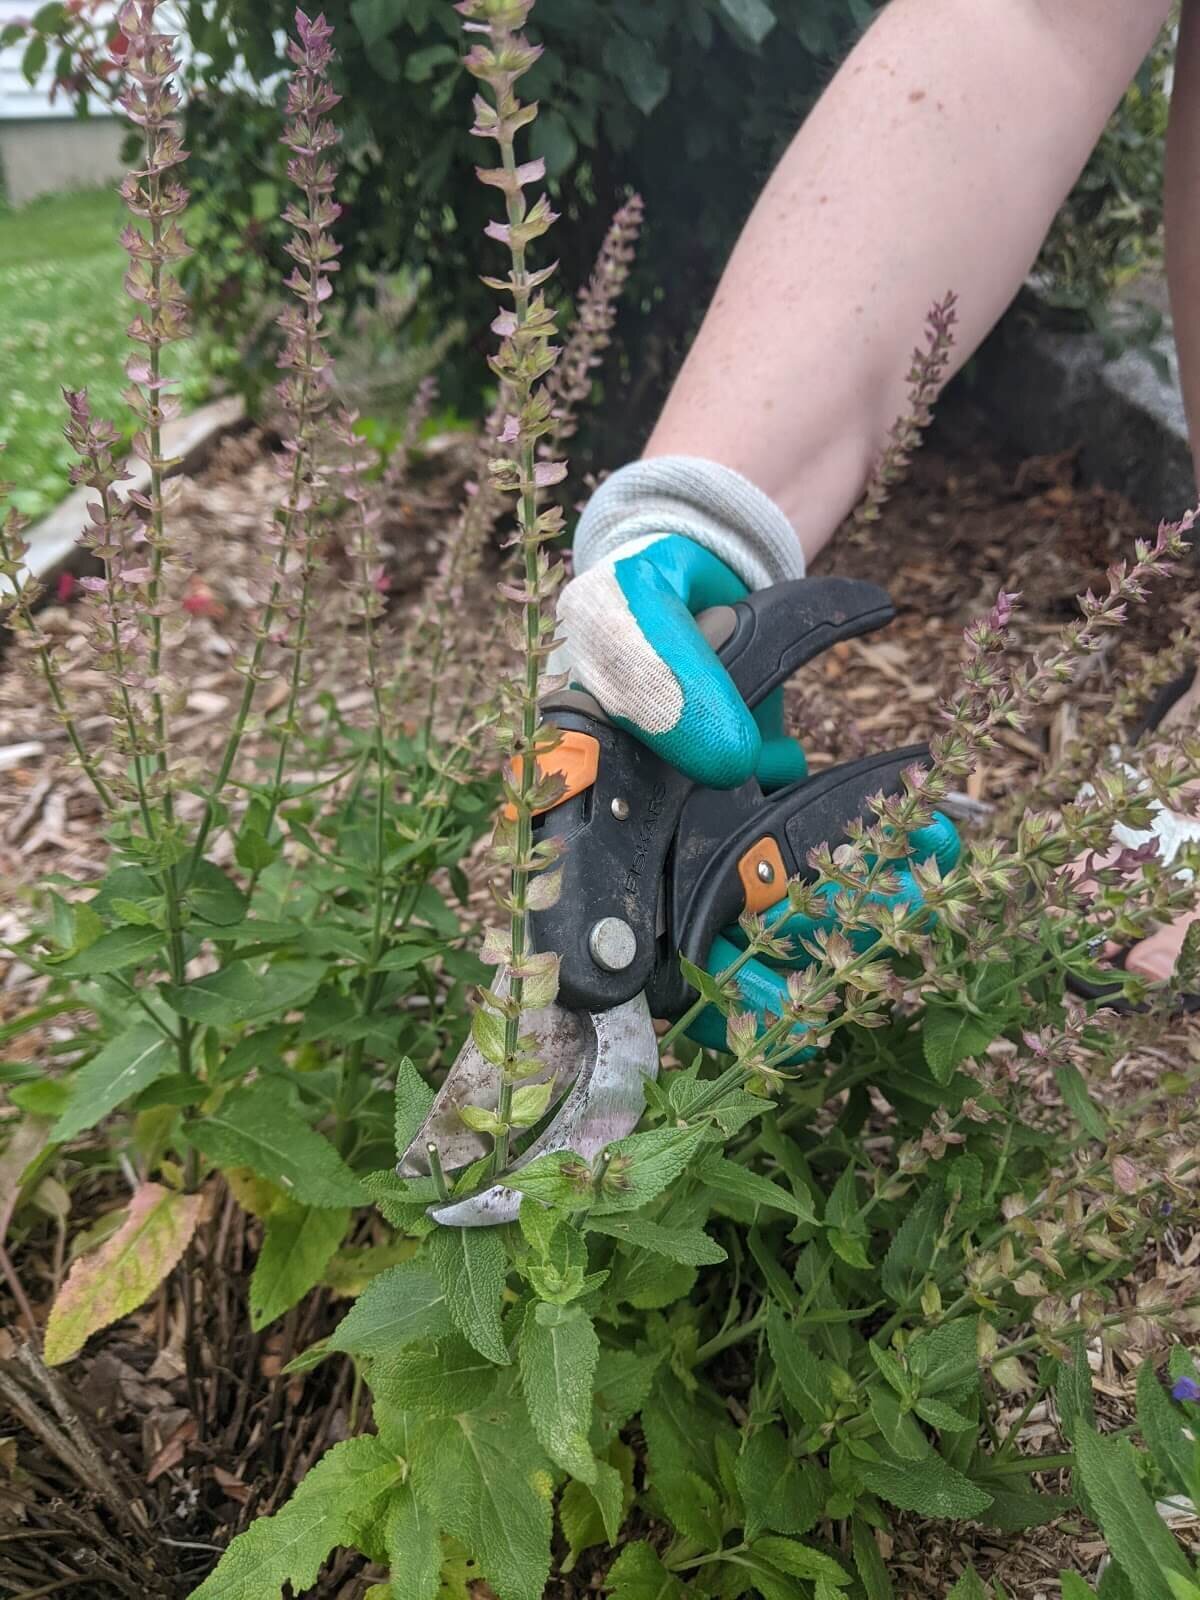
[457,0,570,1177]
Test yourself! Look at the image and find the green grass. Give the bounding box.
[0,187,209,520]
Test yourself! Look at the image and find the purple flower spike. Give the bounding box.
[1171,1375,1200,1403]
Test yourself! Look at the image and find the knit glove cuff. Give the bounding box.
[573,455,806,589]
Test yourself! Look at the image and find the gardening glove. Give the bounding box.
[558,455,960,1051]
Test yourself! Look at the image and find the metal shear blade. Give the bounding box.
[397,990,659,1227]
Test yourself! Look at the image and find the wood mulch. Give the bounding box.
[1,407,1198,1598]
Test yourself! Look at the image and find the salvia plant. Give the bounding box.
[1,4,1199,1600]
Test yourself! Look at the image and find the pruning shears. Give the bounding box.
[397,577,930,1225]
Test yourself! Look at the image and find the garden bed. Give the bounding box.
[1,408,1197,1598]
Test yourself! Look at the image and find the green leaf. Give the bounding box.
[470,1006,507,1066]
[592,1348,661,1448]
[1055,1337,1098,1445]
[606,1542,684,1600]
[52,1024,174,1143]
[856,1453,992,1520]
[426,1225,510,1365]
[21,33,48,84]
[922,1002,997,1083]
[852,1517,894,1600]
[560,1442,633,1569]
[164,960,324,1027]
[349,0,403,44]
[699,1154,817,1223]
[44,1183,201,1365]
[250,1203,348,1331]
[946,1571,990,1599]
[327,1263,450,1357]
[56,924,163,976]
[394,1056,434,1160]
[184,1079,367,1208]
[520,1300,599,1482]
[767,1306,834,1426]
[718,0,776,45]
[913,1397,976,1433]
[10,1079,70,1118]
[591,1124,711,1214]
[881,1182,944,1303]
[753,1535,851,1585]
[410,1403,553,1600]
[1136,1359,1196,1498]
[736,1424,822,1539]
[187,861,248,926]
[189,1436,404,1600]
[1074,1423,1191,1594]
[372,1334,497,1415]
[385,1482,441,1600]
[601,32,670,115]
[1055,1063,1108,1141]
[1060,1577,1099,1600]
[976,1483,1073,1532]
[584,1212,725,1265]
[910,1318,979,1396]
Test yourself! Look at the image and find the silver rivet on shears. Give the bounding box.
[756,859,776,884]
[610,797,630,821]
[589,916,637,972]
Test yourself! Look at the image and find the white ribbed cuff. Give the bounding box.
[573,455,806,590]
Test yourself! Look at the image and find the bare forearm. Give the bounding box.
[1166,1,1200,494]
[648,0,1172,562]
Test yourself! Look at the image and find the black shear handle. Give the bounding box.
[534,577,902,1015]
[648,745,931,1019]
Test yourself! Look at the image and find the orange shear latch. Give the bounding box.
[502,730,601,822]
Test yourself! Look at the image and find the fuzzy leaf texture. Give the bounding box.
[52,1023,175,1143]
[1073,1422,1192,1595]
[410,1402,553,1600]
[520,1300,599,1482]
[188,1436,404,1600]
[386,1484,442,1600]
[605,1542,685,1600]
[249,1202,349,1331]
[44,1183,201,1365]
[184,1078,367,1208]
[426,1224,510,1365]
[371,1334,498,1416]
[856,1451,992,1521]
[327,1262,451,1357]
[1135,1358,1197,1499]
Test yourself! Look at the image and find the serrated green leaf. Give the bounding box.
[852,1517,893,1600]
[427,1225,509,1365]
[910,1318,979,1397]
[189,1436,404,1600]
[372,1334,497,1415]
[328,1263,450,1357]
[922,1003,997,1083]
[590,1124,712,1215]
[250,1203,348,1331]
[510,1076,556,1128]
[56,923,163,976]
[946,1570,990,1599]
[394,1056,435,1162]
[592,1348,661,1448]
[385,1481,441,1600]
[519,1300,598,1482]
[881,1182,943,1304]
[52,1024,174,1143]
[560,1442,634,1570]
[767,1306,834,1426]
[606,1542,684,1600]
[699,1154,817,1223]
[1136,1358,1196,1498]
[164,960,324,1027]
[184,1079,367,1208]
[1055,1062,1108,1141]
[1074,1423,1191,1595]
[753,1535,851,1585]
[869,1385,929,1460]
[913,1397,976,1432]
[856,1452,992,1520]
[410,1404,553,1600]
[584,1212,726,1265]
[471,1006,507,1066]
[44,1182,200,1365]
[1055,1337,1098,1446]
[976,1482,1073,1532]
[736,1423,822,1540]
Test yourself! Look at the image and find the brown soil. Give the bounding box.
[1,411,1197,1598]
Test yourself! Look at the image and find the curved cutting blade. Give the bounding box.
[427,992,658,1227]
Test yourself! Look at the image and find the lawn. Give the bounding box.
[0,186,209,521]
